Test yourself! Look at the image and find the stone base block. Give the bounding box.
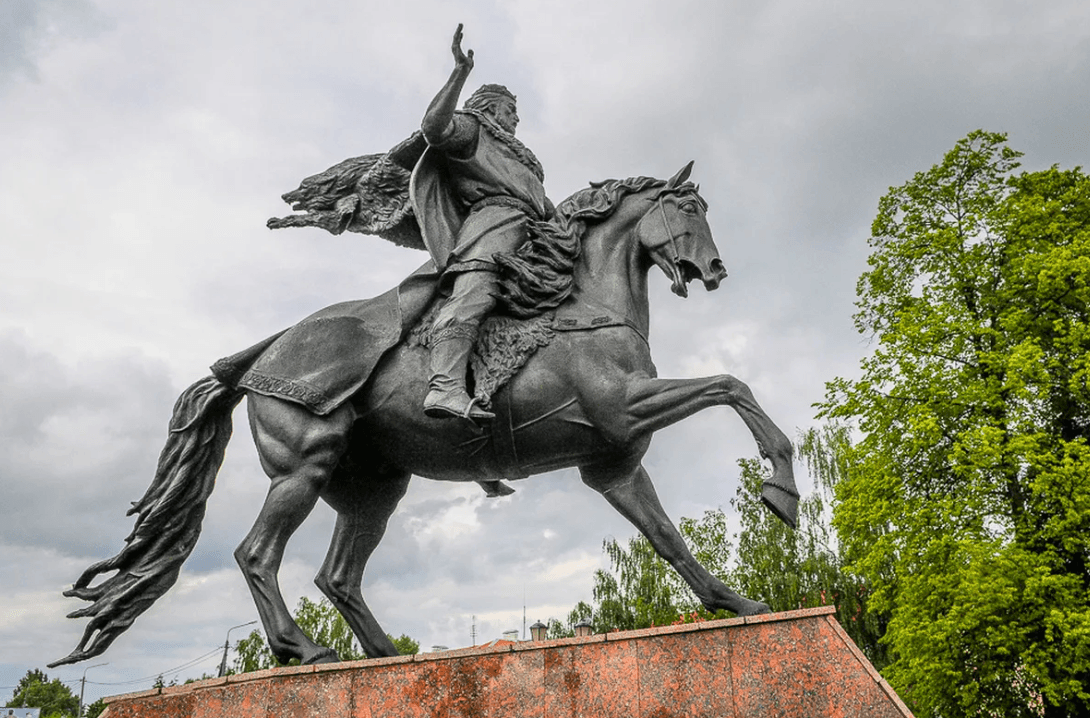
[102,606,912,717]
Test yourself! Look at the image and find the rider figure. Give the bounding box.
[414,25,553,421]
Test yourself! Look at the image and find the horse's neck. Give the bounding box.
[570,215,650,336]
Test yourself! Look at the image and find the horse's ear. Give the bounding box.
[668,161,695,188]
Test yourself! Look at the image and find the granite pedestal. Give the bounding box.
[101,606,912,717]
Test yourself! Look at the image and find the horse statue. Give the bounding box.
[51,162,798,668]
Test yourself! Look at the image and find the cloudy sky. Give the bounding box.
[2,0,1087,705]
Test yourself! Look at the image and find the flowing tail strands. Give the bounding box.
[49,377,243,668]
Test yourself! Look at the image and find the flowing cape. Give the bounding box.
[266,131,467,270]
[410,146,466,269]
[211,261,441,415]
[267,110,542,270]
[266,132,430,251]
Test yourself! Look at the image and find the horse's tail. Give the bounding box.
[49,376,244,668]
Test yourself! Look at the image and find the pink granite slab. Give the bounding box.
[102,607,912,718]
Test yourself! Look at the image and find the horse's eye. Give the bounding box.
[679,202,698,214]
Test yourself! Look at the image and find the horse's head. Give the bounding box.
[635,162,726,298]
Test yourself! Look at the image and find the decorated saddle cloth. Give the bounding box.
[210,263,438,415]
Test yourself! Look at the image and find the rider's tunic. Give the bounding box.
[410,111,549,277]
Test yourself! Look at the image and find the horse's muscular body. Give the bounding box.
[54,168,798,669]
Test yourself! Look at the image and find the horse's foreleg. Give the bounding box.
[315,468,411,658]
[621,375,798,528]
[581,462,769,616]
[235,394,353,665]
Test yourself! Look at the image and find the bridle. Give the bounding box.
[640,188,703,264]
[635,184,711,298]
[653,193,684,265]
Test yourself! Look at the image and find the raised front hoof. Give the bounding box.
[423,391,495,422]
[300,647,341,665]
[760,482,799,530]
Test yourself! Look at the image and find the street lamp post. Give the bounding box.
[218,620,258,677]
[78,662,107,717]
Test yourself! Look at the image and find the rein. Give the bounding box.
[654,193,684,266]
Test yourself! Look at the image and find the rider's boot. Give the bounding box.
[423,324,495,421]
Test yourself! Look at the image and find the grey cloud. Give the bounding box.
[4,0,1090,682]
[0,0,108,87]
[0,331,176,558]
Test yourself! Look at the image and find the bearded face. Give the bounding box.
[464,84,518,134]
[488,98,519,134]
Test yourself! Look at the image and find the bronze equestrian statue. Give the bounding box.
[52,25,798,668]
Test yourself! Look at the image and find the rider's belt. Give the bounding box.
[468,195,542,220]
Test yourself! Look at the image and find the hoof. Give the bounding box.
[737,599,771,617]
[761,481,799,530]
[301,647,341,665]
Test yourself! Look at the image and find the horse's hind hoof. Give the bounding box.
[302,647,341,665]
[737,599,771,617]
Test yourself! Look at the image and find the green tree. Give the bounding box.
[587,530,691,631]
[233,597,419,672]
[820,130,1090,717]
[387,634,420,656]
[292,596,363,661]
[150,674,178,690]
[5,668,80,717]
[544,618,574,640]
[84,698,106,718]
[234,628,277,673]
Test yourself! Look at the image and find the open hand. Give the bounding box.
[452,23,474,72]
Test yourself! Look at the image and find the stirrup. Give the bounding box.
[462,397,495,421]
[423,389,495,422]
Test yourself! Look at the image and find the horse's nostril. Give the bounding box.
[710,258,726,277]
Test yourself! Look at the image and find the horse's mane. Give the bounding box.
[495,175,695,318]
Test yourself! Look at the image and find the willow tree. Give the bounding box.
[820,131,1090,717]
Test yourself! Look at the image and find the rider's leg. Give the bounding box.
[234,393,354,665]
[580,460,770,617]
[314,465,411,658]
[424,269,499,421]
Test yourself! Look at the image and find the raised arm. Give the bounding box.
[422,24,474,145]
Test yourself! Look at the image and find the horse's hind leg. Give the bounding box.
[315,463,410,658]
[234,393,353,665]
[581,461,770,617]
